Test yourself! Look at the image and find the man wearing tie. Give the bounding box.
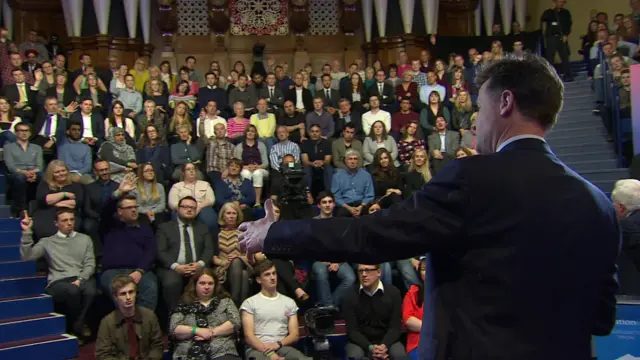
[155,196,214,311]
[317,74,340,114]
[32,97,66,158]
[259,72,284,113]
[3,67,41,122]
[239,55,619,360]
[367,70,394,111]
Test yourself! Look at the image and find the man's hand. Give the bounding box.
[20,213,32,232]
[129,270,142,283]
[175,264,191,276]
[71,280,81,287]
[65,101,79,113]
[313,160,324,168]
[14,101,25,109]
[262,342,280,353]
[43,139,54,149]
[433,150,444,160]
[562,35,568,42]
[239,199,277,256]
[328,263,339,272]
[118,173,137,193]
[410,258,420,270]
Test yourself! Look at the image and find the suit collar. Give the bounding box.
[497,136,550,154]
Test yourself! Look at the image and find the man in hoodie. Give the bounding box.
[57,121,93,184]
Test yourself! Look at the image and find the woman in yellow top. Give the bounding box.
[249,99,276,151]
[129,58,150,92]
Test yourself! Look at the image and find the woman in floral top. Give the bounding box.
[397,121,425,168]
[170,268,241,360]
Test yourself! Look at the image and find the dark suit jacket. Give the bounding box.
[259,86,285,109]
[367,82,395,106]
[69,111,106,140]
[20,62,42,76]
[316,87,340,108]
[427,130,461,158]
[619,210,640,295]
[31,113,67,144]
[85,179,120,221]
[284,87,313,112]
[156,219,214,269]
[263,138,620,360]
[334,111,363,138]
[3,83,38,109]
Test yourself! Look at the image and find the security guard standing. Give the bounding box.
[541,0,574,82]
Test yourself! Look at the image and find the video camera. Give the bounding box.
[279,161,307,204]
[304,306,338,359]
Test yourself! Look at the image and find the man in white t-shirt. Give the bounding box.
[240,260,312,360]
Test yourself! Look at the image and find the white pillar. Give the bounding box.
[500,0,514,34]
[362,0,373,42]
[92,0,111,35]
[373,0,388,37]
[123,0,140,39]
[422,0,438,34]
[2,0,12,40]
[398,0,415,34]
[61,0,73,37]
[482,0,496,35]
[514,0,527,31]
[140,0,151,43]
[474,1,482,36]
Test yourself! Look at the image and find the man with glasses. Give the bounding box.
[3,121,43,216]
[156,196,214,311]
[342,263,405,360]
[100,178,158,311]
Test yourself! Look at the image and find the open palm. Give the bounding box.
[239,199,276,256]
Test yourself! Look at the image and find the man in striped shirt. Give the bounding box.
[269,125,300,172]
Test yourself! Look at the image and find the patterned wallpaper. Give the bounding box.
[177,0,210,36]
[309,0,340,36]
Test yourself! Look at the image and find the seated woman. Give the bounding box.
[212,202,251,306]
[167,101,193,145]
[143,78,170,113]
[98,127,138,183]
[168,162,217,232]
[137,124,172,186]
[455,147,476,159]
[33,160,84,238]
[370,148,403,209]
[235,125,269,208]
[171,125,203,181]
[403,148,432,198]
[419,90,450,135]
[460,112,478,151]
[132,163,167,226]
[78,74,108,116]
[402,257,428,360]
[46,73,78,112]
[227,102,250,145]
[135,100,168,141]
[170,268,241,360]
[213,159,255,220]
[0,97,21,147]
[451,90,474,134]
[362,121,399,168]
[397,121,425,170]
[169,80,197,111]
[105,101,136,145]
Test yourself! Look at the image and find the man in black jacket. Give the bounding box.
[541,0,573,81]
[240,55,620,360]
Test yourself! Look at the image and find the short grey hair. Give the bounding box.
[344,148,361,160]
[612,179,640,210]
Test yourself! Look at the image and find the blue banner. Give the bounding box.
[595,299,640,360]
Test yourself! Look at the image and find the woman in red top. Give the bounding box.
[402,257,427,359]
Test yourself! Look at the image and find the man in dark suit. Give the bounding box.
[31,96,67,160]
[69,97,105,150]
[317,74,340,111]
[156,196,214,311]
[21,49,42,76]
[612,179,640,296]
[3,67,41,121]
[284,72,313,113]
[84,160,120,258]
[427,116,461,174]
[367,70,395,111]
[239,56,620,360]
[335,99,363,140]
[259,72,284,113]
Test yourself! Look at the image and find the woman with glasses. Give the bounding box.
[133,163,167,225]
[33,160,85,238]
[98,127,138,183]
[168,162,217,232]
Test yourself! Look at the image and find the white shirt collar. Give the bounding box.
[57,231,76,238]
[359,280,384,297]
[496,134,546,152]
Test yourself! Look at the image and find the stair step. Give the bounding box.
[0,294,53,320]
[0,260,35,278]
[548,125,606,136]
[565,159,619,172]
[558,108,596,116]
[0,231,22,246]
[554,117,601,129]
[546,132,608,143]
[579,168,629,183]
[0,219,20,232]
[0,334,78,359]
[551,142,613,155]
[0,245,20,262]
[0,313,66,344]
[556,150,617,163]
[0,276,47,298]
[590,180,617,194]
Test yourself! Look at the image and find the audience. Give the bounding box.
[4,121,43,215]
[402,258,427,360]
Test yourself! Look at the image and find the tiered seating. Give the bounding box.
[0,173,78,359]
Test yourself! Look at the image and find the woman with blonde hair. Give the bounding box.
[129,57,150,92]
[33,160,84,238]
[133,163,167,224]
[461,112,478,151]
[143,78,169,113]
[363,66,376,89]
[168,101,193,144]
[169,268,241,360]
[404,148,432,198]
[212,202,251,306]
[451,90,475,133]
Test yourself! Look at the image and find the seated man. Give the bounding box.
[427,116,460,174]
[343,264,405,360]
[95,275,164,360]
[32,96,67,157]
[241,260,312,360]
[311,192,356,308]
[301,123,333,193]
[305,97,334,139]
[332,123,363,170]
[3,121,43,215]
[20,208,96,339]
[84,160,119,258]
[100,185,158,311]
[205,122,235,184]
[69,97,105,150]
[110,73,142,118]
[269,125,301,172]
[331,149,374,217]
[156,196,214,311]
[57,121,93,184]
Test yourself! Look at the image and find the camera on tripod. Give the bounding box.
[304,306,338,359]
[280,161,307,204]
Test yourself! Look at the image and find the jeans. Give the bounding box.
[312,262,356,307]
[395,259,421,290]
[46,277,97,335]
[0,130,16,148]
[197,206,218,233]
[304,164,333,192]
[259,137,276,154]
[100,268,158,311]
[8,172,41,212]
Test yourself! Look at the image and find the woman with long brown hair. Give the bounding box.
[170,268,241,360]
[343,72,367,113]
[0,97,20,147]
[168,101,193,144]
[398,121,425,168]
[133,163,166,224]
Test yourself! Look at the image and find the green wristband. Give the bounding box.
[191,326,197,335]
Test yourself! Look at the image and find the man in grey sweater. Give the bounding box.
[20,208,96,339]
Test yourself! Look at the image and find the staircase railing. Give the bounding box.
[598,49,630,167]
